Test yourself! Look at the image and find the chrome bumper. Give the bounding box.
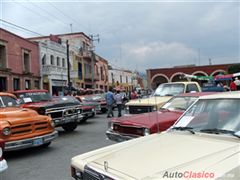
[53,115,78,126]
[106,130,137,142]
[0,159,7,173]
[5,131,58,151]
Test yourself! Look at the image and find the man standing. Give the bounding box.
[105,87,115,118]
[114,90,123,117]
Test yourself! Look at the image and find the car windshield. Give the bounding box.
[174,99,240,134]
[18,92,52,103]
[153,83,185,96]
[161,96,198,111]
[83,94,104,101]
[0,96,19,107]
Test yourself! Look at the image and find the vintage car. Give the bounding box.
[106,92,214,142]
[78,94,107,113]
[55,96,96,123]
[71,91,240,180]
[13,90,81,132]
[75,96,101,114]
[125,82,201,114]
[0,140,7,173]
[0,92,58,151]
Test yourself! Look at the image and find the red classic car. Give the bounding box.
[13,90,81,132]
[106,92,216,142]
[77,94,107,113]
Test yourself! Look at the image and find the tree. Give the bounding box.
[228,64,240,74]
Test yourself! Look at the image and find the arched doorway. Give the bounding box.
[170,72,187,82]
[192,71,209,87]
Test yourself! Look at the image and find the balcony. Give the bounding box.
[42,65,67,76]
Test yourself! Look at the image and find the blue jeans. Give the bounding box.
[107,104,114,117]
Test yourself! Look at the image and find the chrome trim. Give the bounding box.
[106,129,139,142]
[5,131,58,151]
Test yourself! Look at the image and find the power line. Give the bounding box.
[12,0,69,31]
[0,19,43,36]
[48,2,90,33]
[27,0,70,30]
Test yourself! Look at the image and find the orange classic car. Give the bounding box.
[0,92,58,151]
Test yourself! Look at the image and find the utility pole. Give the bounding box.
[89,34,100,89]
[66,40,71,94]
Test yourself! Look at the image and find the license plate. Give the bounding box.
[33,138,43,146]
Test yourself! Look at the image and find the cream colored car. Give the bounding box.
[71,91,240,180]
[125,82,201,114]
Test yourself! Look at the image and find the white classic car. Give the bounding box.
[71,91,240,180]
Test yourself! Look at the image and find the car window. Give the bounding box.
[0,96,18,107]
[186,84,199,93]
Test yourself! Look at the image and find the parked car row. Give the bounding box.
[71,90,240,180]
[0,90,109,173]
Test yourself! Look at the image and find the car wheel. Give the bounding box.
[80,117,88,123]
[62,122,78,132]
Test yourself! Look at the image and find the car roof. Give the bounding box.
[199,91,240,99]
[0,92,17,99]
[13,89,48,93]
[163,81,198,85]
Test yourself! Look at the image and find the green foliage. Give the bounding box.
[228,64,240,74]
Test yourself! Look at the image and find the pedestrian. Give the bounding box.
[234,77,240,90]
[230,79,237,91]
[105,87,115,118]
[114,90,123,117]
[130,89,138,99]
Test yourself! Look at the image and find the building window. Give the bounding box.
[120,75,122,83]
[0,77,7,91]
[25,80,31,90]
[13,78,20,91]
[78,62,82,80]
[50,55,54,65]
[34,80,40,89]
[57,57,60,66]
[62,58,65,67]
[0,44,6,68]
[126,76,128,83]
[111,73,114,83]
[42,54,46,65]
[23,51,30,73]
[100,67,104,80]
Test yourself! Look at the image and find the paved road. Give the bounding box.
[2,113,115,180]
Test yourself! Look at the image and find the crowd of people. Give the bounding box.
[105,87,139,118]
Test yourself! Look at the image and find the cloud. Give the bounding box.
[118,41,198,71]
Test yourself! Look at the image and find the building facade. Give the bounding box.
[147,63,236,89]
[95,55,108,91]
[108,68,137,92]
[0,28,40,92]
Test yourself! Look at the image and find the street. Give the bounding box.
[1,113,115,180]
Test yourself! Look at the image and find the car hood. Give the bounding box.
[72,132,240,179]
[22,100,79,109]
[0,107,41,125]
[112,111,181,129]
[126,96,172,106]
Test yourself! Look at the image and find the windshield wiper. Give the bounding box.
[171,126,195,134]
[200,128,240,138]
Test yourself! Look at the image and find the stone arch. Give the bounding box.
[210,69,227,76]
[192,71,208,76]
[151,74,169,89]
[170,72,188,82]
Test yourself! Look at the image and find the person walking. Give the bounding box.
[114,90,123,117]
[105,87,115,118]
[230,79,237,91]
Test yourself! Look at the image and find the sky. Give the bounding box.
[1,0,240,72]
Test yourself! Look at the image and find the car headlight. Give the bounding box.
[143,128,150,136]
[71,167,83,180]
[77,109,81,114]
[50,120,55,128]
[126,106,129,110]
[2,127,11,136]
[92,108,95,112]
[108,122,114,130]
[152,106,157,111]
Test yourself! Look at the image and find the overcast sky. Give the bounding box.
[1,0,240,72]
